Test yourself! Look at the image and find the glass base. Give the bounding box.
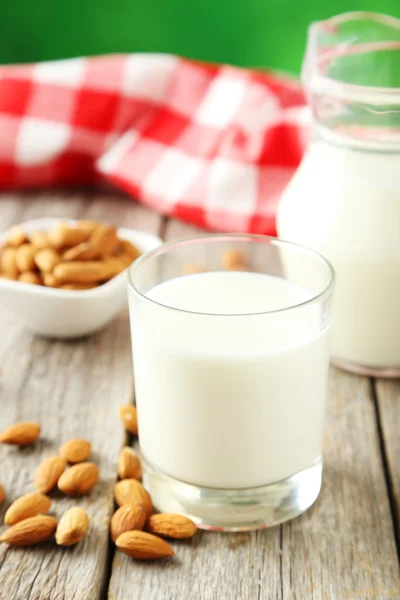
[141,455,323,531]
[332,356,400,378]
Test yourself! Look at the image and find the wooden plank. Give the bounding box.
[107,217,283,600]
[281,369,400,600]
[0,192,163,600]
[374,379,400,542]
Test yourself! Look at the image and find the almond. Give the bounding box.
[110,504,146,542]
[146,513,197,539]
[117,447,142,480]
[59,439,92,464]
[4,492,51,525]
[63,243,99,261]
[43,273,60,287]
[114,479,152,516]
[58,462,99,496]
[34,456,67,493]
[30,231,49,249]
[15,243,36,271]
[7,225,27,247]
[0,421,40,445]
[0,247,19,277]
[0,272,18,280]
[119,239,141,261]
[78,220,100,234]
[116,530,174,560]
[60,283,98,290]
[55,507,89,546]
[53,261,121,283]
[0,515,57,546]
[48,223,89,249]
[0,484,5,504]
[89,224,119,255]
[115,252,136,267]
[34,248,61,272]
[19,271,42,285]
[119,405,138,435]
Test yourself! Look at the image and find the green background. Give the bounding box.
[1,1,400,73]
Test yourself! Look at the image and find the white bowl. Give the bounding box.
[0,218,162,339]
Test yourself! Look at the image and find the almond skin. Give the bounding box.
[15,243,36,271]
[0,515,57,546]
[0,484,5,504]
[78,220,100,234]
[0,247,19,277]
[34,248,61,273]
[0,421,40,446]
[146,514,197,539]
[59,439,92,464]
[7,225,27,247]
[119,405,138,435]
[89,224,119,255]
[53,261,121,284]
[34,456,67,493]
[58,462,99,496]
[4,492,51,526]
[110,504,146,543]
[19,271,42,285]
[55,507,89,546]
[48,223,89,249]
[117,447,142,480]
[63,243,99,262]
[116,530,174,560]
[114,479,152,516]
[30,231,49,249]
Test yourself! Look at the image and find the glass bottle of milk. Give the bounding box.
[277,12,400,376]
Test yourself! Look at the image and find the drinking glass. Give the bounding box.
[128,235,334,530]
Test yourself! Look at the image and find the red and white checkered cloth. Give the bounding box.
[0,54,310,234]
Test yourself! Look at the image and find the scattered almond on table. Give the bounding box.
[59,438,92,464]
[0,420,41,446]
[55,507,89,547]
[58,462,99,497]
[4,492,51,526]
[116,530,175,560]
[0,220,141,289]
[0,515,58,546]
[118,447,142,480]
[34,456,67,494]
[0,415,197,561]
[146,514,198,539]
[114,478,153,516]
[110,504,146,542]
[119,405,138,435]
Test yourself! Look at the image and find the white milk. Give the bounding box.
[131,271,330,489]
[277,139,400,368]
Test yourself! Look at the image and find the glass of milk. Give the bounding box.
[128,235,334,531]
[277,12,400,377]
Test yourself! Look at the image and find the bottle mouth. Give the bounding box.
[302,12,400,149]
[303,11,400,98]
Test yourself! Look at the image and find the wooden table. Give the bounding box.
[0,191,399,600]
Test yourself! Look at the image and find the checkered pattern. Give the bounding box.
[0,54,308,234]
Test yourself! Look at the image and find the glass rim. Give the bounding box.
[127,234,335,318]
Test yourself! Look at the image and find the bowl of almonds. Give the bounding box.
[0,218,162,338]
